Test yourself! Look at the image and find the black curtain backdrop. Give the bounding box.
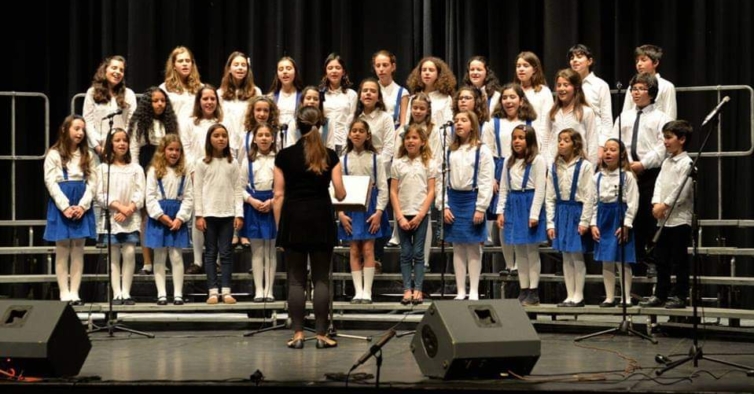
[2,0,753,304]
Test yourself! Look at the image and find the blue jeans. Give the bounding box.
[204,217,234,290]
[398,215,428,291]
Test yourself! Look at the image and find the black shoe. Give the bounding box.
[350,297,363,304]
[173,296,185,305]
[139,268,153,275]
[640,296,665,307]
[156,297,168,306]
[600,300,617,308]
[361,298,373,305]
[123,298,136,305]
[112,298,124,305]
[570,300,585,307]
[287,338,304,349]
[264,297,275,303]
[253,297,264,303]
[185,264,203,274]
[70,299,84,306]
[241,242,251,249]
[646,264,657,278]
[518,289,529,304]
[557,301,571,307]
[316,338,338,349]
[499,268,510,276]
[510,268,518,276]
[665,297,687,309]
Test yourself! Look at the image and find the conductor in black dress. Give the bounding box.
[273,106,346,349]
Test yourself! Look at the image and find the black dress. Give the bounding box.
[275,139,340,251]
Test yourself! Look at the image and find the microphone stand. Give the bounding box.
[89,116,154,338]
[654,106,753,376]
[576,82,655,344]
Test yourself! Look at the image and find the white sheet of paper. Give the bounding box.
[330,175,371,212]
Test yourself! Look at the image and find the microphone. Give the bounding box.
[349,329,396,372]
[441,121,454,129]
[279,124,288,146]
[101,109,123,120]
[701,96,731,127]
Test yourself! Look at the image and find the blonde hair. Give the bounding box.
[163,46,203,95]
[397,124,432,167]
[151,134,186,179]
[450,110,482,151]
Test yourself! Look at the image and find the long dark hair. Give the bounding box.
[203,123,232,164]
[49,115,92,178]
[128,86,179,144]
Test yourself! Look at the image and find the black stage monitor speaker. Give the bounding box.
[411,299,540,379]
[0,300,91,377]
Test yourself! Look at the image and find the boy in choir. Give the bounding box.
[622,44,677,120]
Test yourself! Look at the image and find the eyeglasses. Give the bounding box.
[630,87,649,93]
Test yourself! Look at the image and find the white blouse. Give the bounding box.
[44,149,97,211]
[439,143,494,213]
[545,158,595,229]
[95,162,145,234]
[83,87,137,151]
[145,166,194,223]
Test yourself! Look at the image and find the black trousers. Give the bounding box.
[653,225,691,300]
[633,167,660,274]
[285,247,333,335]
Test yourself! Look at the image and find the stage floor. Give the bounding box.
[5,325,754,393]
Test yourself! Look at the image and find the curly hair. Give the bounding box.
[406,57,456,96]
[49,115,92,178]
[128,86,179,145]
[150,134,186,179]
[90,55,130,110]
[163,46,203,95]
[243,96,279,132]
[219,51,259,102]
[452,86,489,123]
[463,56,501,97]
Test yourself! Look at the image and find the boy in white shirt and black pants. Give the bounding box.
[640,120,693,309]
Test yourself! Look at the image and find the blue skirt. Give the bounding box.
[338,187,390,241]
[444,189,486,244]
[98,231,140,246]
[144,199,190,248]
[593,202,636,263]
[486,157,505,220]
[503,190,547,245]
[241,190,277,240]
[552,201,593,253]
[43,181,96,242]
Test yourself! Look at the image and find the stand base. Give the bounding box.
[575,320,657,344]
[396,330,415,338]
[88,319,155,338]
[656,345,754,376]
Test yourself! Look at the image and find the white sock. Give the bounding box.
[154,248,167,298]
[110,246,122,299]
[573,253,586,303]
[169,247,184,298]
[619,263,633,304]
[69,239,85,300]
[120,243,136,299]
[389,222,399,244]
[55,241,71,301]
[526,244,541,289]
[467,244,482,300]
[251,239,265,298]
[453,245,467,298]
[363,267,375,300]
[562,253,575,302]
[514,245,529,289]
[192,222,204,266]
[603,262,616,302]
[143,263,153,271]
[351,270,364,299]
[264,241,276,299]
[221,287,232,296]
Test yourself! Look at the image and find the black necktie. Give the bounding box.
[630,110,642,162]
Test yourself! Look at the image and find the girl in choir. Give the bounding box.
[346,78,396,175]
[513,52,553,155]
[406,56,456,127]
[268,56,304,126]
[463,56,502,116]
[485,83,538,275]
[219,51,262,157]
[319,53,358,151]
[372,50,409,128]
[441,111,494,300]
[496,125,547,306]
[83,55,137,161]
[144,134,193,305]
[242,95,280,154]
[128,86,180,274]
[193,123,244,304]
[591,138,638,307]
[545,129,595,307]
[44,115,97,305]
[547,69,598,166]
[338,120,390,304]
[287,86,334,149]
[390,125,437,305]
[96,128,145,305]
[240,123,278,302]
[161,46,203,123]
[181,85,224,274]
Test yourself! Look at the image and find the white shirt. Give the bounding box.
[439,143,494,213]
[345,109,395,171]
[145,166,194,223]
[341,150,389,211]
[545,158,595,229]
[590,168,639,228]
[396,123,444,168]
[482,117,518,160]
[582,72,614,145]
[239,152,276,194]
[193,157,244,219]
[83,87,137,150]
[44,149,97,211]
[622,74,677,120]
[323,88,358,149]
[159,82,196,125]
[483,88,501,117]
[391,156,437,216]
[218,87,262,157]
[427,91,454,128]
[523,85,554,144]
[610,104,671,170]
[180,117,217,170]
[130,119,167,163]
[95,162,145,234]
[652,152,693,227]
[496,155,547,221]
[546,106,599,167]
[271,89,300,126]
[379,81,408,126]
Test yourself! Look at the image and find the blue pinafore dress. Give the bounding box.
[503,162,547,245]
[338,152,391,241]
[241,157,277,240]
[593,172,636,263]
[550,159,593,253]
[43,167,97,241]
[144,176,190,248]
[444,147,486,243]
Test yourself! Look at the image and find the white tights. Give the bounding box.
[453,243,482,300]
[513,244,541,290]
[251,239,277,299]
[110,243,136,299]
[154,247,185,298]
[55,239,85,301]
